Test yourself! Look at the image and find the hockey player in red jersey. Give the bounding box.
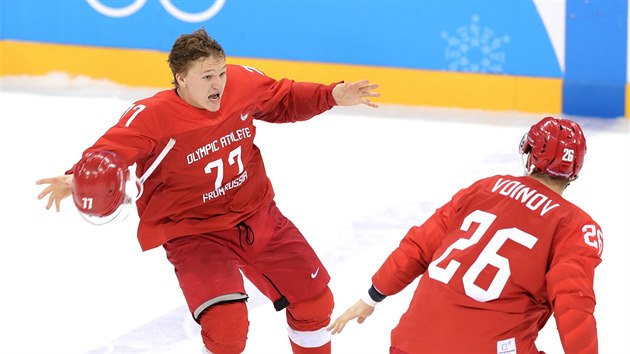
[36,28,379,354]
[328,117,603,354]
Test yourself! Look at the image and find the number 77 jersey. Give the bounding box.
[78,64,339,251]
[372,174,603,354]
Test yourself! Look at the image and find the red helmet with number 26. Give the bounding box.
[72,151,130,222]
[519,116,586,181]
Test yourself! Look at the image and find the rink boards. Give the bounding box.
[1,1,627,118]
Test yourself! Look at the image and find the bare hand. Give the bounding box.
[36,175,73,212]
[327,299,375,335]
[332,80,380,108]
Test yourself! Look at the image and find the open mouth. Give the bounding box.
[208,93,220,101]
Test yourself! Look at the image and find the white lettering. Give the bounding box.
[515,187,536,204]
[220,128,251,148]
[187,140,220,165]
[201,171,248,203]
[498,180,521,196]
[491,178,510,192]
[509,184,527,198]
[82,197,93,210]
[525,193,547,211]
[490,178,560,217]
[540,200,560,216]
[187,128,251,166]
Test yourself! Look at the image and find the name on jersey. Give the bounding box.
[186,127,252,164]
[491,178,560,217]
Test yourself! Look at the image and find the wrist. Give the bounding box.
[362,285,386,307]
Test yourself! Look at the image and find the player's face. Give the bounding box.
[177,56,227,112]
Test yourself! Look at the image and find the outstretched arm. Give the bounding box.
[36,174,73,212]
[332,80,380,108]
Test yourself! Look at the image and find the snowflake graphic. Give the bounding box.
[441,15,510,73]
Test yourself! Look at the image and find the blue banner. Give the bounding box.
[1,0,560,77]
[563,0,627,118]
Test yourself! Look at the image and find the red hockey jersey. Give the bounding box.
[78,64,338,250]
[373,175,603,354]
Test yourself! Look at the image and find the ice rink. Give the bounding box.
[1,74,628,354]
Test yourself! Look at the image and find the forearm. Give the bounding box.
[257,80,339,123]
[556,307,598,353]
[554,292,598,353]
[361,285,387,307]
[372,248,424,296]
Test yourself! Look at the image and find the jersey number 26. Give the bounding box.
[427,210,538,302]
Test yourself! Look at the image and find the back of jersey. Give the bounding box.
[390,174,601,354]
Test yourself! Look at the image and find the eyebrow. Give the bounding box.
[201,65,226,75]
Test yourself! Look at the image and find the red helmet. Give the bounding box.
[519,116,586,181]
[72,151,130,219]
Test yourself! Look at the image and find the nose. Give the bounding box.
[210,77,221,90]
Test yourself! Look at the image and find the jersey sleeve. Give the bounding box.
[371,188,470,296]
[546,217,603,353]
[238,66,339,123]
[87,125,157,164]
[66,100,160,173]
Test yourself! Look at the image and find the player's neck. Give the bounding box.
[529,174,568,196]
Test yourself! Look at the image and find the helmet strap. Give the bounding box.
[528,164,536,175]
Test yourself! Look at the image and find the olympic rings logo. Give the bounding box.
[86,0,225,23]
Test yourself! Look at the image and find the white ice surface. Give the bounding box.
[1,74,628,354]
